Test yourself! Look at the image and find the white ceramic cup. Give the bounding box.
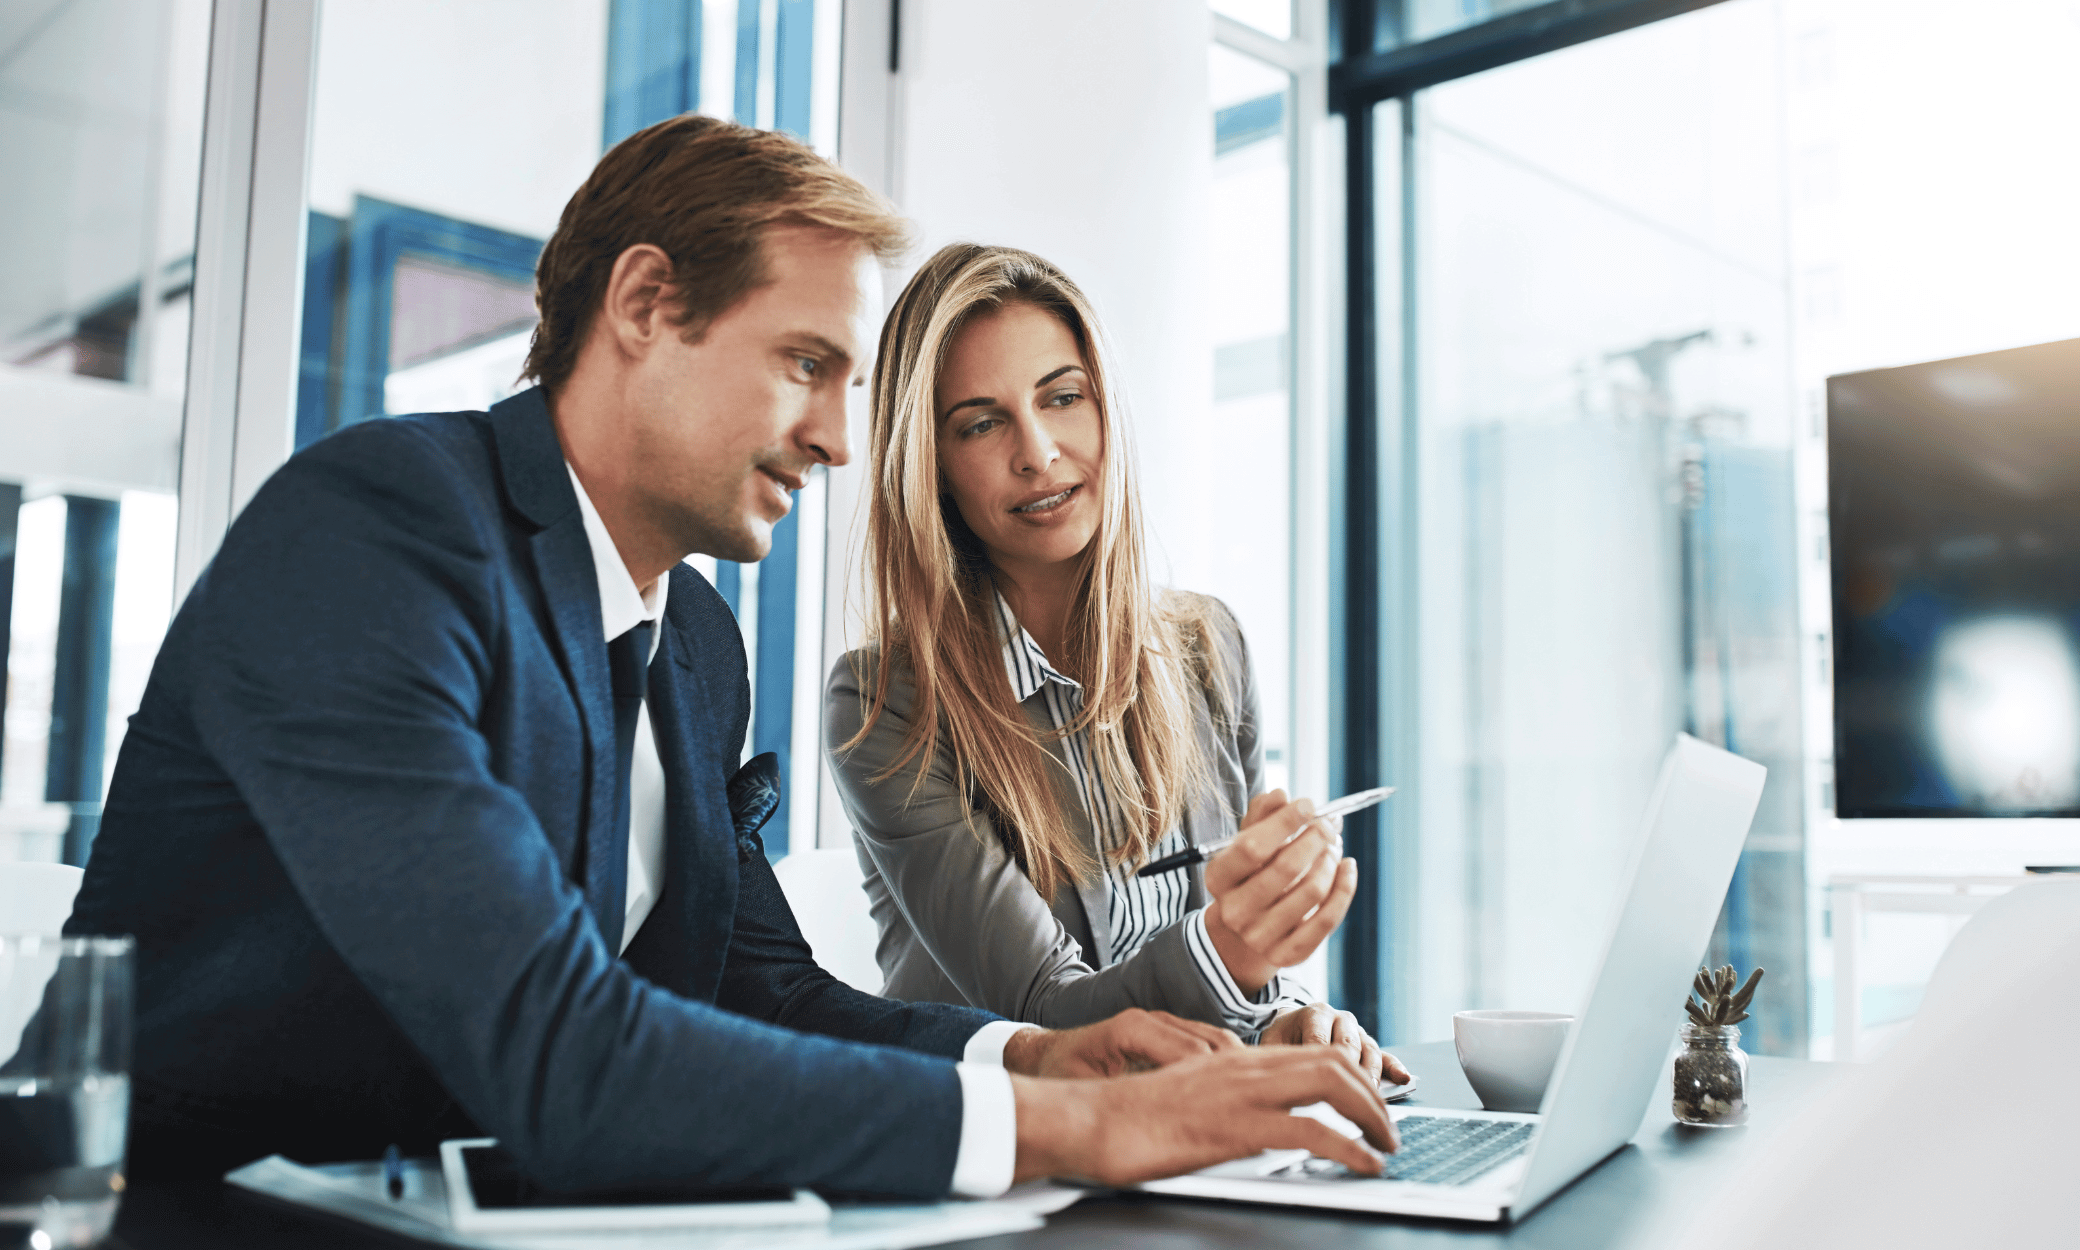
[1452,1010,1575,1113]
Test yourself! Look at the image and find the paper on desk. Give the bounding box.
[225,1155,1079,1249]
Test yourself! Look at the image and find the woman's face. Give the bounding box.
[934,301,1103,575]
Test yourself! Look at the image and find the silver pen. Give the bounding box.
[1134,787,1396,877]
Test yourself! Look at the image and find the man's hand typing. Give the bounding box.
[1009,1046,1400,1186]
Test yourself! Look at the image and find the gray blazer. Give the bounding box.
[824,597,1298,1029]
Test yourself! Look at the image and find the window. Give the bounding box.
[1204,0,1333,992]
[1333,0,1809,1049]
[1,0,207,864]
[1203,43,1297,798]
[1397,3,1803,1052]
[1337,0,2080,1059]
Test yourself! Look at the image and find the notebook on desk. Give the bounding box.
[1141,733,1767,1223]
[225,1153,1077,1249]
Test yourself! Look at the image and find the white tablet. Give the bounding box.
[438,1138,830,1234]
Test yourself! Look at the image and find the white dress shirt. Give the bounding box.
[563,465,1028,1197]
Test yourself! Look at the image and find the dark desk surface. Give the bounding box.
[110,1040,1842,1250]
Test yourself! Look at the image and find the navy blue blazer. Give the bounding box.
[68,388,996,1197]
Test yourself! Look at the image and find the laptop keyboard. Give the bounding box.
[1268,1115,1537,1187]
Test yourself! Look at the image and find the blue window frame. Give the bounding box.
[604,0,703,148]
[297,198,542,446]
[338,198,543,435]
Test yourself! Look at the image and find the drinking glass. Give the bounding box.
[0,936,133,1248]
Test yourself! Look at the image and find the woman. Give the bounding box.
[825,244,1399,1078]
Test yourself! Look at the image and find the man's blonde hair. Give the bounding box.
[524,113,910,393]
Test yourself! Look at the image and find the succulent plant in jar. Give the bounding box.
[1674,964,1762,1127]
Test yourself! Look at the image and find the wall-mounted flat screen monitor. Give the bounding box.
[1830,336,2080,817]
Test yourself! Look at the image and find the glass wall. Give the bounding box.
[1390,0,1807,1052]
[1356,0,2080,1058]
[294,0,842,856]
[1,0,207,864]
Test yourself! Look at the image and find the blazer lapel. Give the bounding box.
[489,389,617,923]
[1017,699,1114,969]
[629,586,740,1002]
[531,521,617,919]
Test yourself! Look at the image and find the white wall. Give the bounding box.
[1782,0,2080,1033]
[896,0,1215,588]
[892,0,1215,494]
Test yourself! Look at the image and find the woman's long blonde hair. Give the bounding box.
[843,243,1224,901]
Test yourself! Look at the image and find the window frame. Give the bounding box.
[1211,2,1341,1015]
[176,0,322,601]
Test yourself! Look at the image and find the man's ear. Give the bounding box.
[599,243,677,357]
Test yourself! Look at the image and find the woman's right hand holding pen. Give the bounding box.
[1200,789,1355,996]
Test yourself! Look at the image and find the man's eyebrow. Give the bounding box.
[791,332,853,365]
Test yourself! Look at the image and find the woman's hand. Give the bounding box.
[1201,789,1357,995]
[1260,1002,1409,1086]
[1001,1009,1243,1078]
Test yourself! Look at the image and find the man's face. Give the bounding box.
[623,225,879,563]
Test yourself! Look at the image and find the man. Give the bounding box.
[69,115,1392,1198]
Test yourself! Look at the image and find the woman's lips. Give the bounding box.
[1010,483,1080,516]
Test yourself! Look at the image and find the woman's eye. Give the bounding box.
[1045,390,1083,408]
[961,416,1000,438]
[796,356,818,377]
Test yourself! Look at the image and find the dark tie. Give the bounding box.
[593,620,652,952]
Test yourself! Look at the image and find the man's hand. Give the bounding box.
[1202,790,1356,994]
[1010,1046,1400,1186]
[1000,1009,1242,1078]
[1261,1002,1410,1086]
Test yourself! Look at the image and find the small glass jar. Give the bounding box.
[1672,1024,1748,1127]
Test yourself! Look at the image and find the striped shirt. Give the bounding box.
[993,594,1305,1038]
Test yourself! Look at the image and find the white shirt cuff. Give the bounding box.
[1184,908,1286,1038]
[949,1062,1018,1199]
[962,1018,1039,1066]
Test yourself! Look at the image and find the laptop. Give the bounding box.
[1142,733,1766,1223]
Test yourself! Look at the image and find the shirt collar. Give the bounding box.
[994,591,1077,703]
[565,462,665,659]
